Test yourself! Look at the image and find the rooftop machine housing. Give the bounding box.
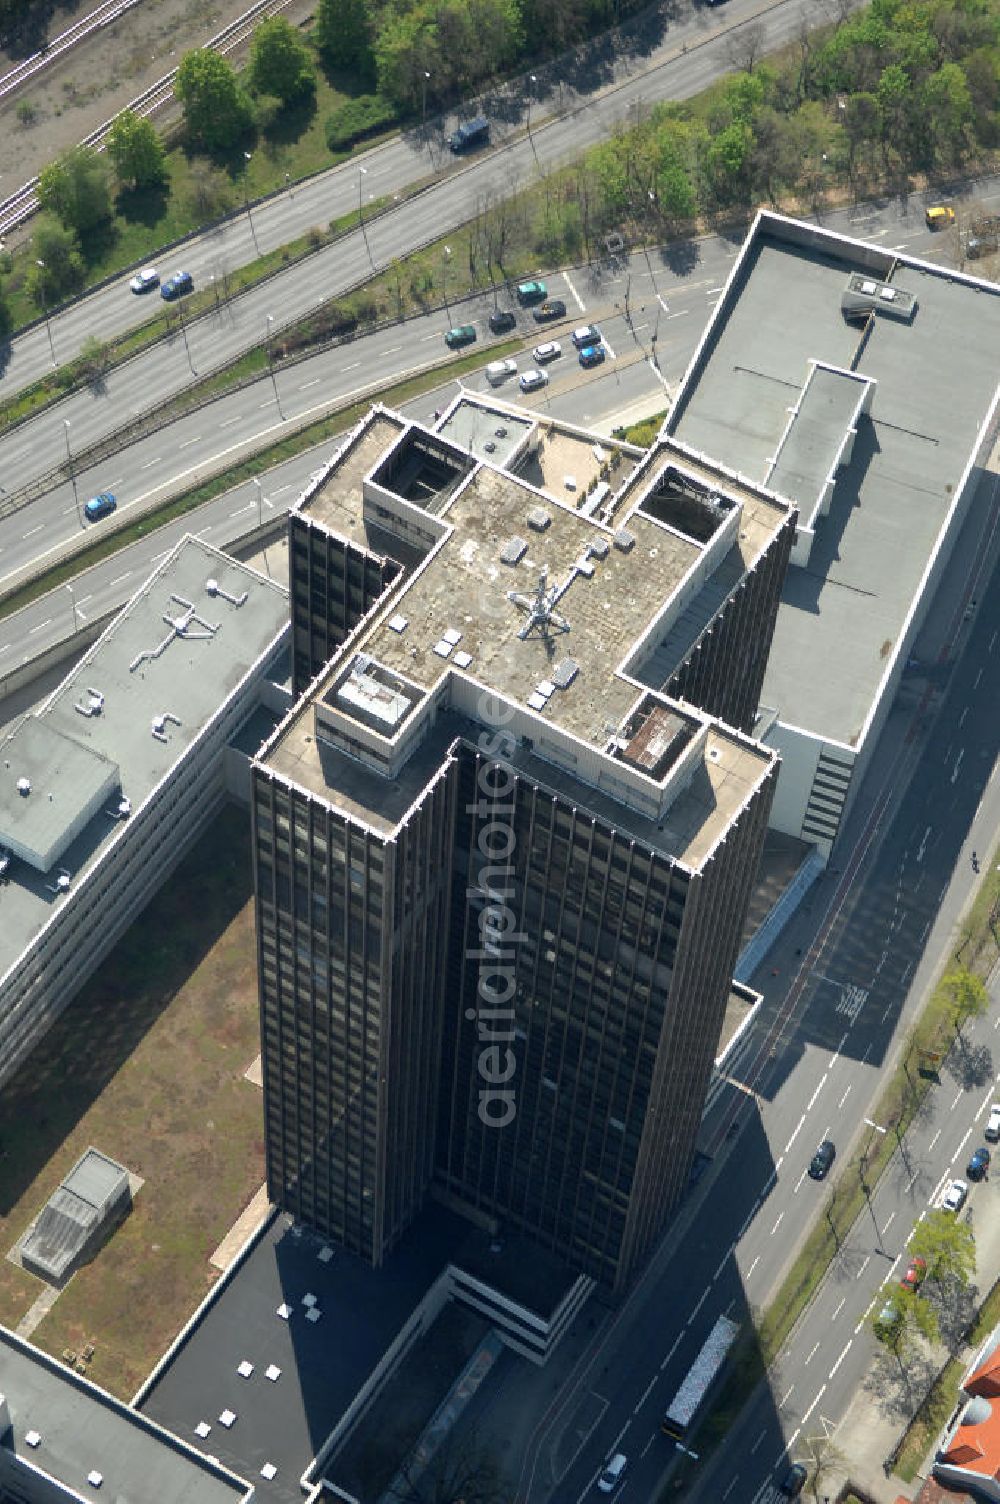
[20,1148,131,1287]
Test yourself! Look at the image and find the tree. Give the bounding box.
[0,285,12,341]
[28,217,85,303]
[37,145,111,234]
[315,0,373,77]
[942,966,988,1040]
[175,49,252,152]
[910,1208,976,1288]
[247,16,315,103]
[106,109,167,189]
[923,61,973,161]
[871,1284,938,1381]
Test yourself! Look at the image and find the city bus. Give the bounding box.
[661,1314,740,1443]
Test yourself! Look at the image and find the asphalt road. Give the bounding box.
[506,464,1000,1502]
[0,0,885,427]
[6,173,1000,604]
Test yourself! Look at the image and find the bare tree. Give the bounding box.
[725,20,767,75]
[390,1428,506,1504]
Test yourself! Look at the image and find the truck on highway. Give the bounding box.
[661,1314,740,1443]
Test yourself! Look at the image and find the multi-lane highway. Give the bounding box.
[0,0,856,405]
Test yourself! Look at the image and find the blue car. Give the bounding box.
[84,492,116,522]
[968,1146,991,1181]
[578,343,605,368]
[161,270,194,301]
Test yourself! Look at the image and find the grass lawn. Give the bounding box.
[0,802,265,1399]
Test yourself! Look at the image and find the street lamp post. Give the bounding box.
[63,419,81,525]
[861,1118,889,1254]
[421,71,431,143]
[442,245,452,319]
[526,73,540,168]
[35,260,56,368]
[65,583,80,632]
[358,167,374,270]
[243,151,260,256]
[252,477,273,576]
[177,296,195,375]
[266,314,284,420]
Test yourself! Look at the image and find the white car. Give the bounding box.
[572,322,602,349]
[597,1453,627,1493]
[485,358,518,386]
[519,368,548,393]
[942,1178,969,1212]
[532,340,562,363]
[986,1104,1000,1142]
[130,266,159,294]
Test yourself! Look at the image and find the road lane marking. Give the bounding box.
[634,1375,657,1414]
[856,1301,875,1334]
[974,668,983,688]
[602,336,617,359]
[793,1168,807,1193]
[299,379,321,390]
[713,1250,731,1281]
[806,1076,827,1111]
[952,1090,963,1110]
[686,1289,709,1327]
[829,1341,852,1379]
[563,270,586,311]
[784,1114,806,1153]
[929,1129,942,1151]
[838,1085,852,1109]
[779,1384,795,1406]
[952,749,965,784]
[832,1297,846,1320]
[220,415,243,428]
[28,618,50,634]
[956,1126,972,1156]
[722,1478,739,1499]
[750,1431,766,1454]
[801,1386,826,1424]
[772,1211,784,1234]
[883,1212,895,1235]
[179,436,201,448]
[661,1332,683,1370]
[804,1342,819,1364]
[859,1256,871,1277]
[141,457,161,470]
[745,1255,760,1279]
[23,524,44,538]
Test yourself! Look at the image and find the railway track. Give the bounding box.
[0,0,146,104]
[0,0,299,240]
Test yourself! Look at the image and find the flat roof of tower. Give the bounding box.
[0,1326,250,1504]
[669,212,1000,746]
[0,535,288,986]
[261,410,788,864]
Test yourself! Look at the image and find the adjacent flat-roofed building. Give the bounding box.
[0,536,289,1089]
[668,210,1000,853]
[0,1325,250,1504]
[253,404,793,1290]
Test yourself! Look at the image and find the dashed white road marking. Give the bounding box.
[563,270,586,312]
[829,1340,852,1379]
[801,1386,826,1424]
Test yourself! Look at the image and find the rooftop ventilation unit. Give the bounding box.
[388,615,409,634]
[588,538,610,560]
[205,578,249,608]
[500,536,528,566]
[552,657,579,689]
[527,507,551,532]
[613,529,636,553]
[151,712,181,742]
[16,778,30,796]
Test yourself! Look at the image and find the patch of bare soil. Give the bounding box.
[0,0,316,220]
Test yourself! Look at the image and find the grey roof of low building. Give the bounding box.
[0,718,119,872]
[0,535,288,987]
[0,1326,250,1504]
[668,213,1000,746]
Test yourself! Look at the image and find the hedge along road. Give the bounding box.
[0,0,852,432]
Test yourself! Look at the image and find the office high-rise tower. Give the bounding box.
[253,403,794,1289]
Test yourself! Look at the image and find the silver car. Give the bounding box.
[519,368,548,393]
[942,1178,969,1212]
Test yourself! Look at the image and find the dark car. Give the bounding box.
[968,1146,991,1181]
[160,270,194,301]
[578,343,605,368]
[84,491,116,522]
[444,325,477,349]
[488,308,517,334]
[533,298,566,322]
[808,1139,836,1180]
[779,1463,807,1497]
[447,115,489,153]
